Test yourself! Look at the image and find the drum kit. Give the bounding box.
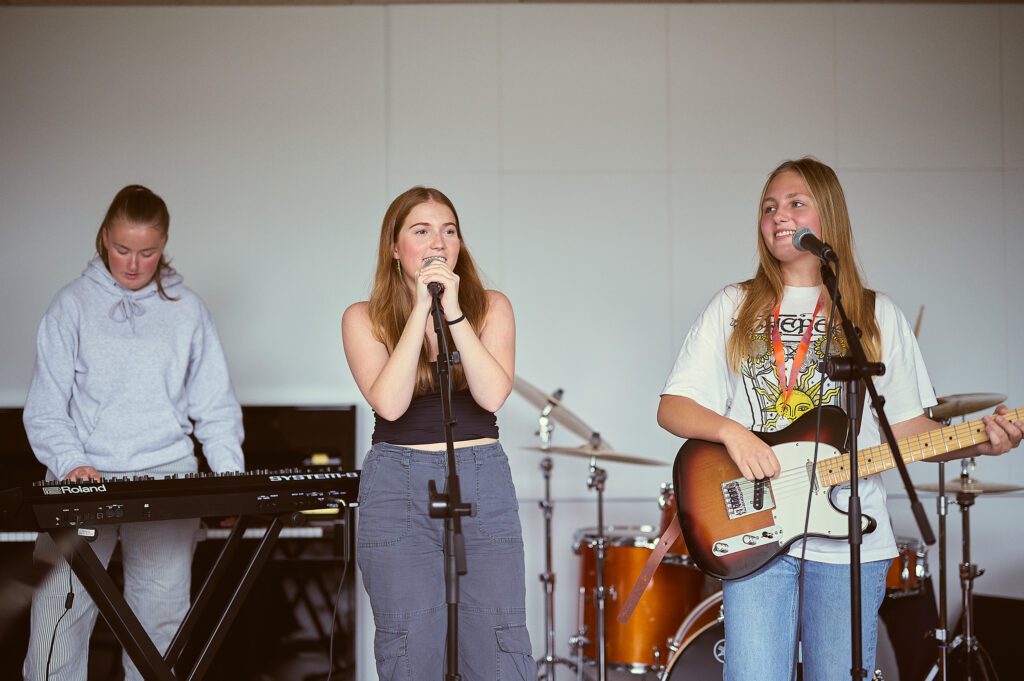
[515,376,726,681]
[514,377,1021,681]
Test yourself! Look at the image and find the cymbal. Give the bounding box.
[916,477,1023,496]
[522,445,667,466]
[928,392,1007,421]
[513,375,609,447]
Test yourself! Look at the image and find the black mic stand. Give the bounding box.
[426,288,475,681]
[818,261,935,681]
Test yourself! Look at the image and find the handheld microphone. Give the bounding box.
[792,228,838,263]
[421,256,446,297]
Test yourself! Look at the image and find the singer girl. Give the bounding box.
[342,186,536,680]
[657,157,1022,680]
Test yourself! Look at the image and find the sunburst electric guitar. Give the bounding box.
[671,405,1022,580]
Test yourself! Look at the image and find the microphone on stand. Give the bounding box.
[421,256,447,297]
[792,227,839,263]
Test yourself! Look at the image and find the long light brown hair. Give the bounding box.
[95,184,178,300]
[726,158,880,371]
[368,187,488,396]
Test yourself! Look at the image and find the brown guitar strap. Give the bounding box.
[616,513,681,624]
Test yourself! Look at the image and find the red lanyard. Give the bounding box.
[770,295,824,409]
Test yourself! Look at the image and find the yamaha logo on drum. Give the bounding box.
[713,638,726,663]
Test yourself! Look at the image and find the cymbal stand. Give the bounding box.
[586,458,608,681]
[934,458,949,681]
[535,392,577,681]
[948,459,999,681]
[925,407,952,681]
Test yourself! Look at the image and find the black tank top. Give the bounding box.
[371,389,499,445]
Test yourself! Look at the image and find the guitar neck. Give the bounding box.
[816,407,1023,487]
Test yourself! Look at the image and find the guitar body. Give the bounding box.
[672,406,871,580]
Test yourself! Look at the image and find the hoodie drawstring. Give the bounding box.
[109,295,146,332]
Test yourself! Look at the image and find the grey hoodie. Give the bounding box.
[23,258,244,479]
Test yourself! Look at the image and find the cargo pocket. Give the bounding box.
[495,624,535,680]
[373,628,412,681]
[476,454,522,542]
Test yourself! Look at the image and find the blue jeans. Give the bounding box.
[357,441,536,681]
[722,555,890,681]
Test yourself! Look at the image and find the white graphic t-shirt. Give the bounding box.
[662,284,937,564]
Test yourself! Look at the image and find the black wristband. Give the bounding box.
[446,314,466,325]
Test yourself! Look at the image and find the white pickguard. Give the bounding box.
[712,440,871,556]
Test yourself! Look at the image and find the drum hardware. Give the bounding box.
[537,453,578,681]
[526,384,578,681]
[886,537,929,598]
[570,585,589,681]
[922,394,1011,681]
[945,460,1000,681]
[588,461,610,681]
[514,376,670,679]
[513,375,609,681]
[513,375,610,448]
[936,462,950,681]
[918,456,1013,681]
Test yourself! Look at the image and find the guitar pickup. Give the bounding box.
[721,478,776,520]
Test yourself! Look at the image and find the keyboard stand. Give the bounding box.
[52,513,287,681]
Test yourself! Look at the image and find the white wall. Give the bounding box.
[1,5,1022,679]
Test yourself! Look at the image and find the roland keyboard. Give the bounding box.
[0,468,360,531]
[0,525,339,543]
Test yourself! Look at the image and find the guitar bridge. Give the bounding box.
[721,478,776,520]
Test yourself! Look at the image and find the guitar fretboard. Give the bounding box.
[815,408,1022,487]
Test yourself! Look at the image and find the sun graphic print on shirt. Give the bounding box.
[740,312,846,433]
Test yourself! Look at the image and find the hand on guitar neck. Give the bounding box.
[891,405,1023,462]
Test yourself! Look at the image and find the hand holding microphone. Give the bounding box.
[420,256,462,322]
[422,256,447,297]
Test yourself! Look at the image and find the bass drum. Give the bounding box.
[660,592,901,681]
[660,591,725,680]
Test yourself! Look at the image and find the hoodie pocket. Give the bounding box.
[83,405,185,459]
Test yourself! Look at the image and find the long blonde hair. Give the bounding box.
[368,187,488,396]
[726,158,880,371]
